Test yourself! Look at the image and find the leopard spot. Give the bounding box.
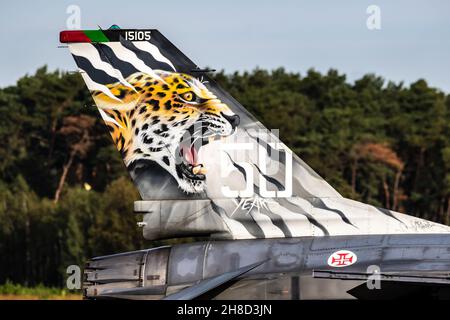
[149,99,160,111]
[162,156,170,166]
[139,106,147,114]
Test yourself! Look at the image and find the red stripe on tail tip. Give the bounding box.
[60,30,91,43]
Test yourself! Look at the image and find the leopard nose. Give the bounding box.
[221,112,240,130]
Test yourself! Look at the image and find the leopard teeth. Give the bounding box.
[192,165,207,175]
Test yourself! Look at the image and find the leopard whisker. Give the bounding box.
[188,126,211,138]
[190,131,215,147]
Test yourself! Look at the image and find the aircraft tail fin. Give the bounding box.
[61,27,449,240]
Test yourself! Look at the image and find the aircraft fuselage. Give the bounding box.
[84,233,450,299]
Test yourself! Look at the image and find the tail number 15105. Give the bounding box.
[125,31,151,41]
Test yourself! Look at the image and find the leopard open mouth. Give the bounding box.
[175,123,221,184]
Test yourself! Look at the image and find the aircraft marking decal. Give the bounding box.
[328,250,357,267]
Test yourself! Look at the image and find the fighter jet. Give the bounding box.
[60,26,450,300]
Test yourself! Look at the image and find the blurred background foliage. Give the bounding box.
[0,66,449,287]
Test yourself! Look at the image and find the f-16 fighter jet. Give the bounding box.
[60,26,450,300]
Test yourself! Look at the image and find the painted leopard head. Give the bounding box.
[92,71,240,194]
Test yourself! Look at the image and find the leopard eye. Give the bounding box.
[181,92,194,102]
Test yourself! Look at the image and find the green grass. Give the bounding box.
[0,281,79,299]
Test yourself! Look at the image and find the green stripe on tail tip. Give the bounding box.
[83,30,109,42]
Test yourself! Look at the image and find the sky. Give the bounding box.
[1,0,449,92]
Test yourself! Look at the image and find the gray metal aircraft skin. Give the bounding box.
[60,27,450,300]
[84,234,450,300]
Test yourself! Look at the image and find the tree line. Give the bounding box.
[0,67,449,287]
